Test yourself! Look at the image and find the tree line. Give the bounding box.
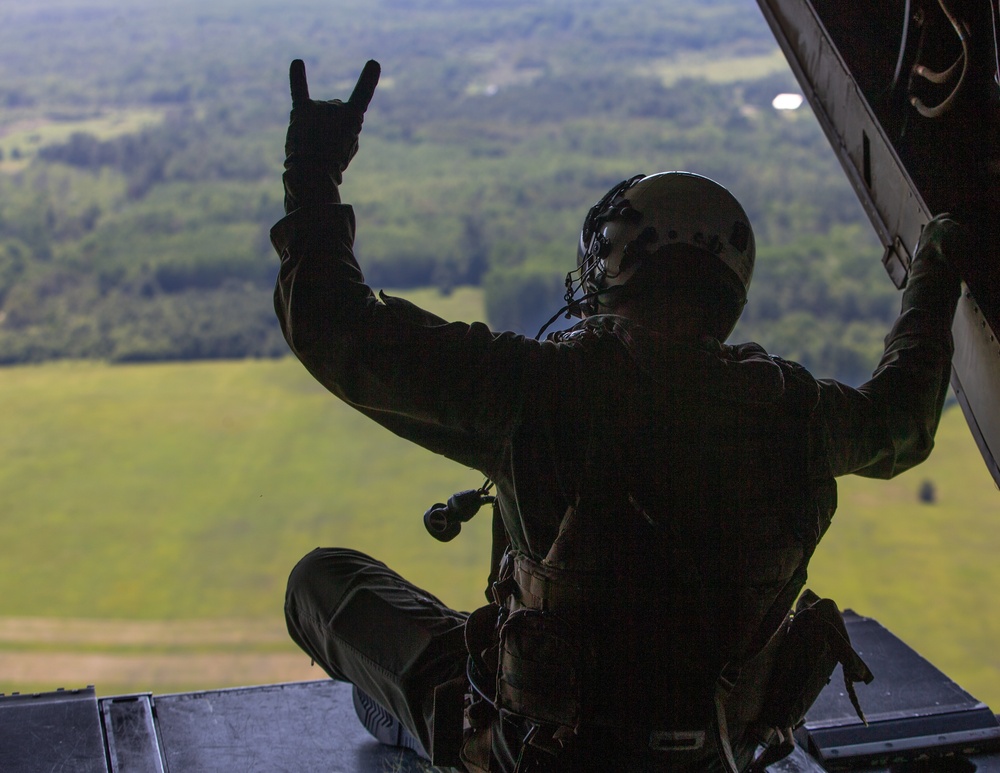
[0,0,900,384]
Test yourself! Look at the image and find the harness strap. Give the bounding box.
[714,677,742,773]
[486,500,511,602]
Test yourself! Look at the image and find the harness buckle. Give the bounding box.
[648,730,706,752]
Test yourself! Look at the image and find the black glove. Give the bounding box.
[282,58,380,213]
[903,214,966,312]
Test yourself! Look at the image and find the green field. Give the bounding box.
[1,342,998,706]
[0,108,165,173]
[638,48,791,86]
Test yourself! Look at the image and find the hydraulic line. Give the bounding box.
[910,0,969,117]
[891,0,913,93]
[992,0,1000,93]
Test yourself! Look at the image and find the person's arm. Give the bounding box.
[816,216,966,478]
[271,60,533,474]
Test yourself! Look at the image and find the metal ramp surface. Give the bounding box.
[1,680,432,773]
[2,614,1000,771]
[799,612,1000,771]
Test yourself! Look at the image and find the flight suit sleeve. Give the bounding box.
[815,217,965,478]
[270,202,533,475]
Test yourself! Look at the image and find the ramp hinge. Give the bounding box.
[882,236,911,289]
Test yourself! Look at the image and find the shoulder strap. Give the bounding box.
[485,500,510,603]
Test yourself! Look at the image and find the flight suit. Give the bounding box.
[274,202,961,771]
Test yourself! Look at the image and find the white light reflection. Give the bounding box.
[772,93,804,110]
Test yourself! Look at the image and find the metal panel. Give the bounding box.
[152,680,430,773]
[756,0,1000,490]
[0,687,109,773]
[758,0,926,269]
[101,694,165,773]
[952,289,1000,486]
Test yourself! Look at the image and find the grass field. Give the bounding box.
[639,48,791,86]
[0,355,495,696]
[0,107,164,173]
[1,319,998,705]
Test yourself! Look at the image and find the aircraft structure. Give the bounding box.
[758,0,1000,488]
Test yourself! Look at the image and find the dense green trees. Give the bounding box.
[0,0,901,383]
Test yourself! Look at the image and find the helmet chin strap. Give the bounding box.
[534,286,626,340]
[593,281,631,311]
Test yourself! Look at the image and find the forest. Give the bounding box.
[0,0,895,385]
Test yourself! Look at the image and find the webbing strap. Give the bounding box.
[713,682,741,773]
[511,553,609,613]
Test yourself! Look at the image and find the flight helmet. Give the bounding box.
[566,172,755,340]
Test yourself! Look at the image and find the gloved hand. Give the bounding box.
[919,212,967,250]
[282,58,381,213]
[903,214,967,312]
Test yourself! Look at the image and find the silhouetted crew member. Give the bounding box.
[274,59,965,772]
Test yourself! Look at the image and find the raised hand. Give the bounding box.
[282,59,381,211]
[903,214,966,313]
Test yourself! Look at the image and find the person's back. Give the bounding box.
[464,305,833,769]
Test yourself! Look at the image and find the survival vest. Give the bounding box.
[462,353,871,772]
